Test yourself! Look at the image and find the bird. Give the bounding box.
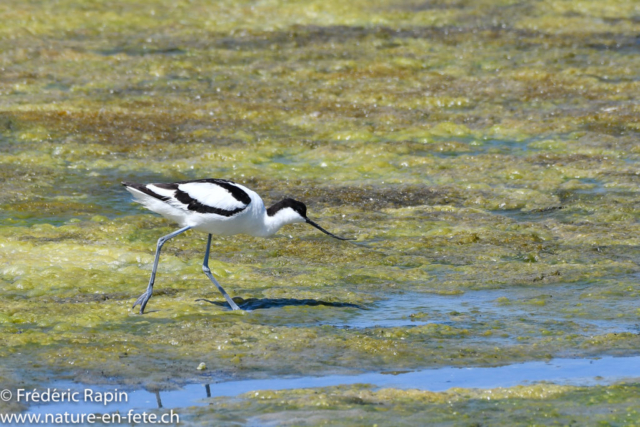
[122,179,352,314]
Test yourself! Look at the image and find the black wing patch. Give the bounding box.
[124,179,251,217]
[173,188,247,216]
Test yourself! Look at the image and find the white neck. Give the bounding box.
[254,207,305,237]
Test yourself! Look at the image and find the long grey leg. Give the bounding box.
[202,234,241,310]
[133,226,191,314]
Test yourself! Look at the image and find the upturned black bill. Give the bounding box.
[306,218,354,241]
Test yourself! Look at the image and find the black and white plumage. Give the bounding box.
[122,179,351,314]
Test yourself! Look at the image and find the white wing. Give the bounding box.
[126,179,251,217]
[176,182,246,211]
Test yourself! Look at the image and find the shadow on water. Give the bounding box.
[193,278,640,336]
[196,297,364,311]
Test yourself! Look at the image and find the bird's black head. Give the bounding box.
[267,198,353,241]
[267,198,307,218]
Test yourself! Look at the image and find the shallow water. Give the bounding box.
[24,356,640,417]
[323,288,640,336]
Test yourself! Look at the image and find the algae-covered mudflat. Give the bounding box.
[1,0,640,425]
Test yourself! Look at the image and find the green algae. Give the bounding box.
[1,0,640,423]
[186,382,640,426]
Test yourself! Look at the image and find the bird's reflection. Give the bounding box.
[154,384,212,409]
